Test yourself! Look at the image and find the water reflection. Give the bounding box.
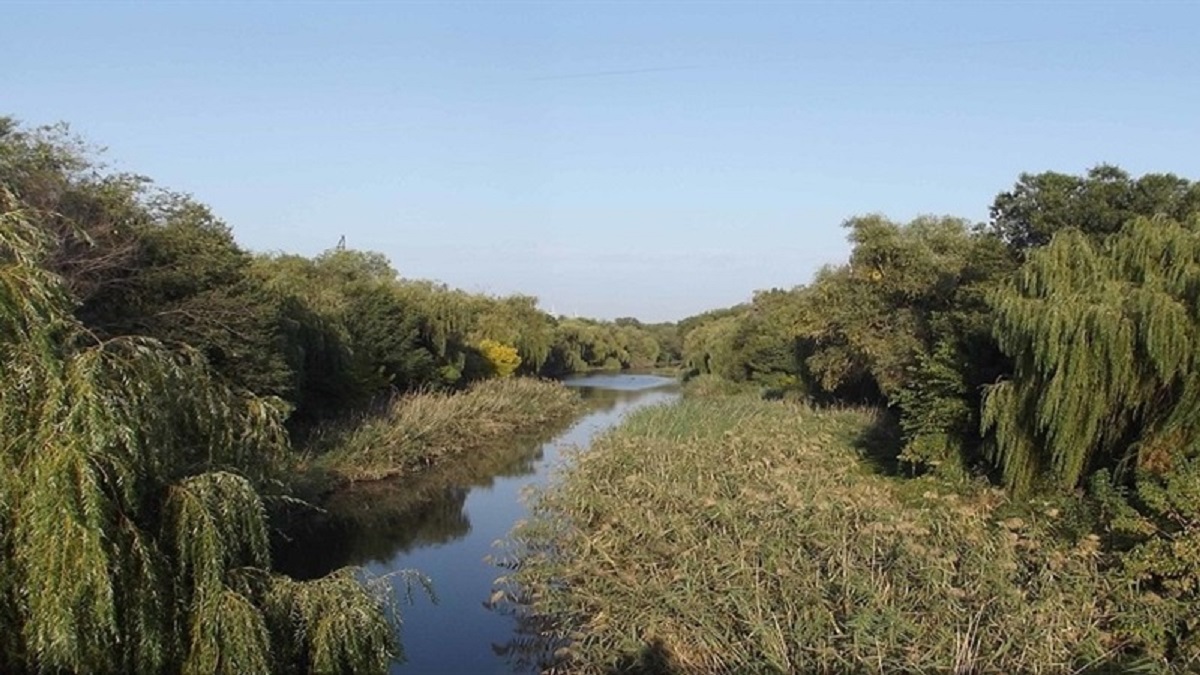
[564,372,681,392]
[274,374,679,673]
[275,424,561,580]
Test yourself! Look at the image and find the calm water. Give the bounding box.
[280,373,679,674]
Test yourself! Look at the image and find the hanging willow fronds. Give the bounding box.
[266,569,402,675]
[0,190,397,672]
[984,216,1200,491]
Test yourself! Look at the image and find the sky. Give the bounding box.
[4,1,1199,322]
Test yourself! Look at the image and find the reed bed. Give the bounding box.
[307,378,582,486]
[500,396,1116,674]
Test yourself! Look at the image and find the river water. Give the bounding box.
[279,373,679,674]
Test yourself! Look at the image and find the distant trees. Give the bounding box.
[0,117,676,430]
[540,317,669,376]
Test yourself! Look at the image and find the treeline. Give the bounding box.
[0,118,674,673]
[678,165,1200,664]
[1,119,677,430]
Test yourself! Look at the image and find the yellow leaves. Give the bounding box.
[478,338,522,378]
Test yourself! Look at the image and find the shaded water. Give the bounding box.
[278,374,679,674]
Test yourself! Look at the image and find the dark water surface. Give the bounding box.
[283,374,679,674]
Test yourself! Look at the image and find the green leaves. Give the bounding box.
[1,172,398,674]
[985,217,1200,491]
[267,570,399,675]
[984,216,1200,665]
[988,165,1200,255]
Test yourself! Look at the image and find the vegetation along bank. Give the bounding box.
[0,118,677,673]
[5,111,1200,674]
[505,167,1200,673]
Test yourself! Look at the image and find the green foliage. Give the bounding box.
[474,294,553,373]
[339,283,436,394]
[266,570,399,675]
[681,313,741,379]
[682,190,1200,476]
[1091,465,1200,667]
[682,215,1013,473]
[253,250,444,416]
[0,118,148,303]
[988,165,1200,255]
[539,317,667,376]
[0,195,397,673]
[799,215,1010,402]
[631,319,682,365]
[728,289,807,391]
[80,195,295,399]
[984,217,1200,491]
[984,217,1200,665]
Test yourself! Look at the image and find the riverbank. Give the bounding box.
[502,394,1116,673]
[294,378,583,494]
[279,375,682,670]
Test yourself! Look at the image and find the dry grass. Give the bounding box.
[500,396,1117,674]
[305,378,581,487]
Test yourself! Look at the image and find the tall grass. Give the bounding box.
[305,378,581,486]
[500,396,1117,674]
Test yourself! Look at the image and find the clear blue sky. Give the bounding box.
[4,2,1198,321]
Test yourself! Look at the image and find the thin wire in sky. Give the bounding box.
[527,28,1166,82]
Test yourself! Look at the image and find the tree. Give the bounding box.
[988,165,1200,255]
[80,194,294,399]
[0,118,145,304]
[682,314,741,379]
[474,294,553,374]
[0,194,397,674]
[728,289,807,392]
[983,215,1200,664]
[984,216,1200,491]
[786,216,1014,469]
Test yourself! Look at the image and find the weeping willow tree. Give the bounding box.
[983,215,1200,491]
[985,214,1200,665]
[0,192,398,673]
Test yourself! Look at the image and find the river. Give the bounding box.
[277,373,679,674]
